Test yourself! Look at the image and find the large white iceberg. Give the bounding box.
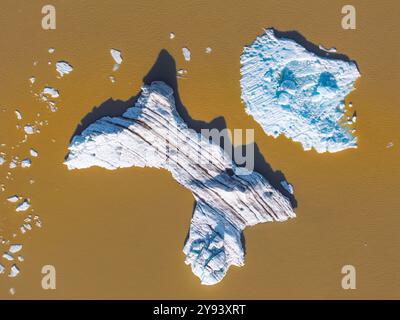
[240,28,360,153]
[65,81,295,285]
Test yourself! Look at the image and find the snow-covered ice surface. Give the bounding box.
[56,61,74,77]
[65,81,295,285]
[240,28,361,153]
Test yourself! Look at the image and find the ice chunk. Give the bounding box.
[110,48,123,71]
[280,180,294,194]
[24,125,35,135]
[182,47,191,61]
[9,244,22,253]
[42,87,59,98]
[56,61,74,77]
[8,264,20,278]
[48,47,55,54]
[240,28,360,153]
[109,75,115,83]
[16,199,30,212]
[0,156,5,166]
[387,142,394,149]
[9,288,15,295]
[3,253,13,261]
[169,32,175,39]
[7,195,19,203]
[0,263,4,274]
[205,47,212,54]
[15,110,22,120]
[21,158,31,168]
[30,149,38,157]
[65,81,296,285]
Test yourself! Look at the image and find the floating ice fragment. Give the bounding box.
[9,244,22,254]
[21,159,31,168]
[2,253,13,261]
[280,180,294,194]
[48,48,55,54]
[0,156,5,166]
[30,149,38,157]
[23,223,32,231]
[15,110,22,120]
[65,81,296,285]
[0,263,4,274]
[169,32,175,39]
[182,47,191,61]
[56,61,74,77]
[240,28,360,153]
[9,288,15,295]
[205,47,212,54]
[387,142,394,148]
[110,49,123,71]
[7,195,19,203]
[177,69,188,77]
[18,256,24,262]
[9,160,17,169]
[109,75,115,83]
[29,76,36,84]
[24,125,34,135]
[16,200,30,212]
[8,264,20,278]
[42,87,59,98]
[318,45,337,53]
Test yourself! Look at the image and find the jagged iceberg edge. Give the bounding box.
[240,28,361,153]
[64,81,296,285]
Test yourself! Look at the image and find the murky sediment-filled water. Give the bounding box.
[0,0,399,298]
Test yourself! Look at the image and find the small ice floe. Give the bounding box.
[17,256,24,262]
[15,110,22,120]
[56,61,73,77]
[30,149,38,157]
[110,48,123,71]
[48,48,55,54]
[42,87,59,98]
[33,61,38,66]
[8,264,20,278]
[352,112,357,123]
[48,101,57,112]
[109,75,115,83]
[177,69,188,77]
[318,44,337,53]
[387,142,394,149]
[29,76,36,84]
[169,32,175,39]
[0,263,4,274]
[205,47,212,54]
[21,159,31,168]
[23,223,32,231]
[0,156,5,166]
[2,253,13,261]
[280,180,294,195]
[9,244,22,254]
[9,160,17,169]
[20,226,26,234]
[9,288,15,295]
[182,47,191,61]
[24,125,34,135]
[16,199,30,212]
[349,101,353,108]
[7,195,19,203]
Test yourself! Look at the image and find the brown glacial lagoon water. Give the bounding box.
[0,0,399,299]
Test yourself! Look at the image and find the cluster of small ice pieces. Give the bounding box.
[65,81,295,285]
[240,28,361,153]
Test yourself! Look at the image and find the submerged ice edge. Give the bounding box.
[240,28,360,153]
[65,81,295,285]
